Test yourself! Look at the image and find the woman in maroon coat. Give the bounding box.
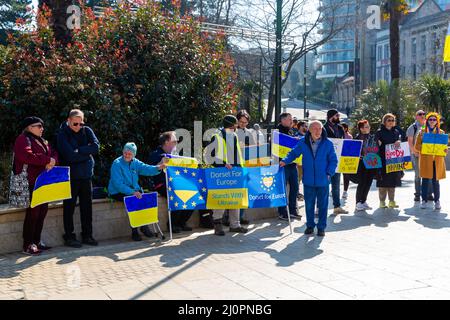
[13,117,58,255]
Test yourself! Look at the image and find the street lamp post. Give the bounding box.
[275,0,283,124]
[303,53,307,119]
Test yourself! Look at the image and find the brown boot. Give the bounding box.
[214,219,225,236]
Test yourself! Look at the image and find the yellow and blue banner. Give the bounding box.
[163,154,199,168]
[166,165,286,210]
[444,22,450,62]
[271,131,302,164]
[329,139,363,174]
[30,166,71,208]
[422,133,449,157]
[166,166,207,211]
[124,192,159,228]
[385,142,413,173]
[242,144,271,167]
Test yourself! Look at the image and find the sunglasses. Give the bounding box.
[386,119,396,122]
[417,113,425,116]
[428,118,437,122]
[31,124,43,128]
[71,122,84,127]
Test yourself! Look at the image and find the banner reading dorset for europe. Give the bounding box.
[166,165,287,210]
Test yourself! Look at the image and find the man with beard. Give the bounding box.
[324,109,348,214]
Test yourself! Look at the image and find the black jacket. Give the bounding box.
[276,123,295,136]
[324,121,345,139]
[374,125,402,187]
[56,122,100,180]
[148,146,166,190]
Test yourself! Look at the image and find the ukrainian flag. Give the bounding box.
[124,193,159,228]
[337,140,362,174]
[242,144,271,167]
[30,166,71,208]
[163,154,199,168]
[444,22,450,62]
[422,133,449,157]
[271,131,302,164]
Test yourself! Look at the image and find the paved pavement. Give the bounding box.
[1,171,450,300]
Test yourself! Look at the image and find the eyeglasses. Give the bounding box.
[428,118,437,122]
[72,122,84,127]
[31,124,43,129]
[386,119,395,122]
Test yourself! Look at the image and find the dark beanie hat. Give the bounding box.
[21,116,44,131]
[327,109,339,120]
[223,115,238,128]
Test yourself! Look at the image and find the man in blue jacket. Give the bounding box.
[56,109,100,248]
[280,120,338,237]
[109,142,166,241]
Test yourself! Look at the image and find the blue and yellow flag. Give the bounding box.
[338,140,363,174]
[271,131,302,164]
[163,154,199,168]
[166,166,207,211]
[422,133,449,156]
[444,23,450,62]
[30,166,71,208]
[242,144,271,167]
[124,193,159,228]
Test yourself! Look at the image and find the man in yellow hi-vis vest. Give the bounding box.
[208,115,247,236]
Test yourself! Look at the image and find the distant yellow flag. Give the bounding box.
[444,23,450,62]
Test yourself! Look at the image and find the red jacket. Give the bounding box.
[13,133,59,187]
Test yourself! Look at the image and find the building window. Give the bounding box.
[421,63,426,74]
[412,38,417,58]
[402,40,406,58]
[377,46,382,61]
[413,64,417,80]
[421,35,426,55]
[384,44,389,60]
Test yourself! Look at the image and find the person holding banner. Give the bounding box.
[375,114,403,209]
[13,117,58,255]
[276,113,301,220]
[149,131,194,233]
[280,120,338,237]
[354,120,378,211]
[207,115,248,236]
[324,109,348,214]
[414,112,448,210]
[341,123,353,199]
[109,143,167,241]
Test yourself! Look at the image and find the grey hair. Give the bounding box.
[308,120,323,129]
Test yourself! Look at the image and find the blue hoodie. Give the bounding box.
[108,156,161,196]
[283,129,338,187]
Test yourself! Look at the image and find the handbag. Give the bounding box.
[9,137,32,208]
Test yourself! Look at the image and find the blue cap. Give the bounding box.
[123,142,137,156]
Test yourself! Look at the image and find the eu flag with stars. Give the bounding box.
[166,166,207,211]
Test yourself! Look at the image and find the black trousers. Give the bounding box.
[356,167,375,204]
[63,179,93,240]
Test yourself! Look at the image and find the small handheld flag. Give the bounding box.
[30,166,71,208]
[163,154,199,168]
[271,131,302,164]
[124,193,159,228]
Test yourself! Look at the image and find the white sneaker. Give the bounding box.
[362,202,372,210]
[355,202,366,211]
[435,201,441,210]
[342,191,348,199]
[420,201,428,209]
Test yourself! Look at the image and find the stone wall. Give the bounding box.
[0,197,278,254]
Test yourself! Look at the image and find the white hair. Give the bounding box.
[308,120,323,129]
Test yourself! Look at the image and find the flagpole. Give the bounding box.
[165,168,173,241]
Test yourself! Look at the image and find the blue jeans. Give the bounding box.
[422,162,440,202]
[330,173,341,208]
[278,164,299,217]
[304,185,329,231]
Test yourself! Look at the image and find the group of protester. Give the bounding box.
[11,106,448,255]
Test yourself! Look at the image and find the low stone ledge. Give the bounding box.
[0,197,278,254]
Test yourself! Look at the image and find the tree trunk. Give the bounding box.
[39,0,72,45]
